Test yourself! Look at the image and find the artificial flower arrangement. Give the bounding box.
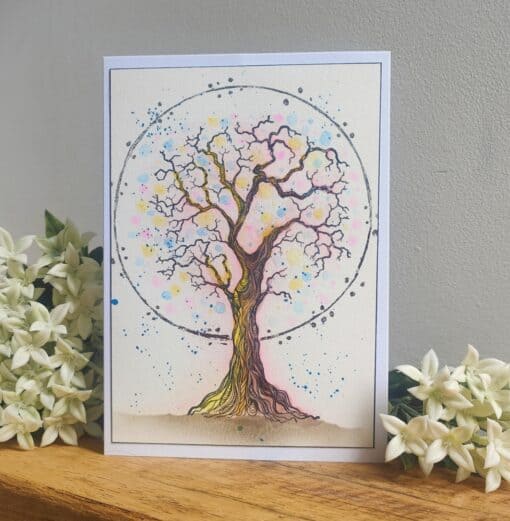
[382,346,510,493]
[0,212,103,449]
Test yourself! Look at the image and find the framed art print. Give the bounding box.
[104,51,390,461]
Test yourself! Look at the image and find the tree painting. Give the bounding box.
[115,86,371,425]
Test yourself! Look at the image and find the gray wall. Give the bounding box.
[1,0,509,366]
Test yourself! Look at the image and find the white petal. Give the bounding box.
[14,235,34,253]
[77,314,93,340]
[47,263,69,278]
[449,445,475,473]
[456,466,472,483]
[59,425,78,446]
[50,303,70,325]
[406,438,427,457]
[486,418,503,442]
[422,349,439,378]
[486,469,502,493]
[427,419,449,438]
[69,400,86,423]
[31,330,51,348]
[462,345,479,367]
[31,348,51,367]
[488,398,503,419]
[385,435,406,462]
[60,363,74,385]
[67,274,81,297]
[426,399,444,421]
[16,432,35,450]
[0,424,17,442]
[40,391,55,410]
[395,365,423,382]
[426,439,448,464]
[52,398,68,416]
[418,456,433,477]
[408,385,429,401]
[11,346,30,370]
[41,425,59,447]
[484,443,501,468]
[380,414,405,436]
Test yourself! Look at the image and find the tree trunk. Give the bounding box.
[189,255,315,422]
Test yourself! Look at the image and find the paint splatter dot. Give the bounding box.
[283,98,289,106]
[111,298,119,305]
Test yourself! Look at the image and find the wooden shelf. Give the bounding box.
[1,437,508,520]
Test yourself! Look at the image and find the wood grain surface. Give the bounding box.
[1,438,508,520]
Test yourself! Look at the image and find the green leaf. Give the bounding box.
[44,210,65,238]
[88,246,103,265]
[400,453,418,471]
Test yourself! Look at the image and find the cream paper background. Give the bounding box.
[109,60,381,448]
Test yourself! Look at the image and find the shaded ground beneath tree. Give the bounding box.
[113,413,371,447]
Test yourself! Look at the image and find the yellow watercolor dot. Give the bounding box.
[152,215,166,227]
[207,116,219,127]
[136,200,149,213]
[288,136,302,150]
[289,278,304,291]
[313,207,325,220]
[261,212,273,225]
[170,284,181,296]
[179,272,190,282]
[153,183,167,196]
[285,248,302,266]
[141,245,154,257]
[258,183,273,199]
[213,135,226,147]
[250,150,265,164]
[236,177,249,189]
[195,212,214,226]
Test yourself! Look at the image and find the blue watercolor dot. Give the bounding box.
[128,232,137,239]
[214,244,223,252]
[277,207,286,218]
[220,118,229,128]
[320,131,332,146]
[286,113,298,126]
[137,174,149,183]
[219,194,230,205]
[147,210,155,216]
[163,139,173,151]
[214,302,226,314]
[301,272,312,282]
[197,228,207,237]
[139,144,151,157]
[161,291,171,300]
[197,155,208,167]
[293,302,304,313]
[164,238,174,249]
[111,298,119,305]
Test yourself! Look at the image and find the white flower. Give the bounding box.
[44,243,100,297]
[51,383,92,423]
[41,414,78,446]
[0,227,34,265]
[484,419,510,468]
[380,414,429,462]
[49,338,92,385]
[10,330,51,369]
[0,403,42,450]
[29,301,69,346]
[453,345,510,419]
[426,420,475,475]
[396,349,472,420]
[478,444,510,493]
